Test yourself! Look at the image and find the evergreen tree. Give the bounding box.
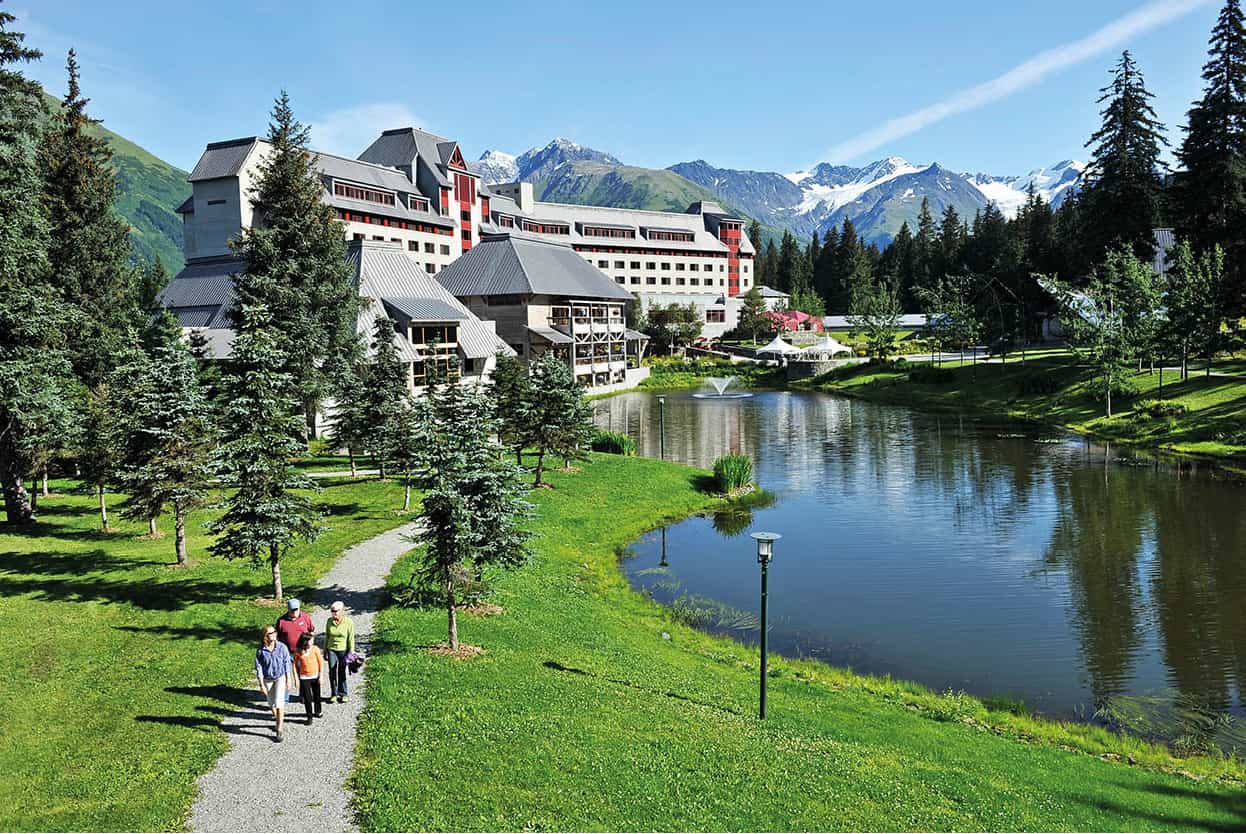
[0,9,78,525]
[135,255,168,316]
[209,303,322,601]
[761,239,779,289]
[77,383,121,531]
[1164,241,1226,379]
[39,49,139,389]
[1175,0,1246,311]
[747,219,764,285]
[813,226,839,304]
[324,336,369,478]
[847,273,902,361]
[807,233,822,280]
[736,285,770,343]
[832,219,871,313]
[1081,51,1168,264]
[775,230,803,292]
[490,351,530,464]
[520,353,593,487]
[359,316,408,479]
[415,378,529,652]
[229,92,359,436]
[914,197,937,292]
[116,319,215,564]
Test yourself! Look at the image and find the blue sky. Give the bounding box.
[16,0,1225,176]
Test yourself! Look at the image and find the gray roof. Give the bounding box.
[435,233,633,301]
[189,138,258,181]
[1153,228,1176,275]
[176,196,194,214]
[823,313,935,329]
[625,329,650,341]
[186,328,235,360]
[313,151,420,193]
[756,285,789,298]
[325,194,454,229]
[528,325,573,345]
[359,127,456,188]
[156,258,244,327]
[381,297,467,322]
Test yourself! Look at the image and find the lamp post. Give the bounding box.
[750,531,781,719]
[656,395,666,460]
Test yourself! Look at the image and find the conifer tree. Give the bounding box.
[775,230,803,292]
[77,384,121,531]
[747,219,764,285]
[39,49,139,389]
[135,255,168,315]
[116,318,215,564]
[359,316,409,479]
[325,346,370,478]
[761,239,779,289]
[1081,51,1168,264]
[521,353,593,487]
[490,351,530,464]
[230,92,359,436]
[210,303,322,601]
[1175,0,1246,310]
[914,197,937,292]
[813,226,839,305]
[833,219,871,313]
[0,9,78,525]
[736,285,770,342]
[1164,241,1226,379]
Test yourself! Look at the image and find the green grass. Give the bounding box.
[799,353,1246,459]
[639,357,784,391]
[355,454,1246,831]
[0,476,413,831]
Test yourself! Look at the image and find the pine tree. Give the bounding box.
[1175,0,1246,311]
[747,219,764,286]
[521,353,593,487]
[1081,51,1168,264]
[209,303,322,601]
[761,239,779,289]
[736,285,770,343]
[914,197,937,292]
[833,219,871,313]
[116,318,215,564]
[135,255,168,315]
[0,8,79,525]
[775,230,803,292]
[490,351,530,464]
[39,49,139,389]
[359,316,409,479]
[230,92,359,437]
[813,226,839,305]
[78,383,121,532]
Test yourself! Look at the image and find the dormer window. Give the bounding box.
[520,219,569,235]
[409,195,430,212]
[645,228,695,243]
[583,225,636,239]
[334,181,396,206]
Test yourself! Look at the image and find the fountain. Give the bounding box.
[692,375,754,399]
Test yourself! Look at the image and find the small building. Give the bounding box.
[822,313,937,332]
[767,309,824,333]
[435,232,650,392]
[754,285,791,311]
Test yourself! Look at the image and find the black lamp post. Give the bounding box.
[750,531,780,719]
[656,395,666,460]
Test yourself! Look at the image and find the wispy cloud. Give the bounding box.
[816,0,1213,164]
[309,102,423,156]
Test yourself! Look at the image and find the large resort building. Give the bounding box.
[160,124,754,391]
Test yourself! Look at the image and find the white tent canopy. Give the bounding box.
[800,335,853,357]
[757,335,798,355]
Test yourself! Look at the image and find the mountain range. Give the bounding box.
[473,138,1085,247]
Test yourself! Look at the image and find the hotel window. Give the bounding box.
[615,277,625,284]
[661,262,670,271]
[391,237,401,244]
[424,242,435,253]
[410,195,430,212]
[646,276,656,285]
[690,263,699,272]
[742,278,750,287]
[353,233,364,241]
[461,209,472,222]
[630,261,640,269]
[499,215,515,228]
[720,265,726,272]
[426,263,437,273]
[614,261,625,269]
[647,229,695,242]
[646,262,656,270]
[676,277,686,286]
[440,245,451,255]
[630,276,640,285]
[661,276,671,285]
[454,173,476,205]
[675,263,685,271]
[461,229,472,241]
[372,235,384,241]
[333,182,396,206]
[597,260,608,268]
[690,277,700,286]
[408,241,418,252]
[743,263,750,272]
[584,226,636,239]
[706,310,726,323]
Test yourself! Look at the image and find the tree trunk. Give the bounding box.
[270,544,283,601]
[305,401,318,444]
[148,516,158,536]
[447,576,459,651]
[174,506,187,566]
[533,449,546,486]
[1158,364,1163,400]
[378,459,386,480]
[515,447,522,466]
[348,447,357,479]
[30,481,37,514]
[98,484,110,532]
[0,468,33,525]
[402,474,411,512]
[41,466,49,497]
[1106,373,1112,418]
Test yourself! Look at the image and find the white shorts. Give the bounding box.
[264,677,287,708]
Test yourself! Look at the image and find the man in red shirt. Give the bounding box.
[275,599,314,702]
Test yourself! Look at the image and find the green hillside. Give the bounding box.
[42,92,189,272]
[535,160,785,244]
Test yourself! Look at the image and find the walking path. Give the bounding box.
[189,522,422,833]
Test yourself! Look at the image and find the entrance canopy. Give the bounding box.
[757,335,798,355]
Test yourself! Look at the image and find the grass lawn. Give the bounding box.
[799,352,1246,459]
[0,477,413,832]
[354,454,1246,832]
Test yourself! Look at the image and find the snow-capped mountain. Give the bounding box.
[470,149,518,184]
[964,160,1085,215]
[471,138,620,184]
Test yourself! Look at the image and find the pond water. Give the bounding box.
[598,388,1246,738]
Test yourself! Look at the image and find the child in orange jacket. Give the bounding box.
[294,632,325,723]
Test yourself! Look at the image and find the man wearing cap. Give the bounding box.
[275,599,314,702]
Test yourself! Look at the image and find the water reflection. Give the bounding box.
[603,389,1246,725]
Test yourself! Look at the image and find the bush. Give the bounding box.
[1135,399,1188,419]
[908,365,955,384]
[1017,372,1061,396]
[712,453,753,494]
[591,430,636,456]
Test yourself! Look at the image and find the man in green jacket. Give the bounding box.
[324,600,355,703]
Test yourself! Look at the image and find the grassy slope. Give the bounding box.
[42,92,190,271]
[355,454,1245,832]
[0,477,412,831]
[798,353,1246,459]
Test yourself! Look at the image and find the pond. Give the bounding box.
[597,387,1246,742]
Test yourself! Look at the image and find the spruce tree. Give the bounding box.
[39,49,139,388]
[521,353,593,487]
[490,351,530,464]
[761,240,779,289]
[736,285,770,343]
[0,8,78,525]
[747,219,764,285]
[914,197,937,292]
[359,316,409,479]
[1175,0,1246,311]
[1081,51,1168,264]
[135,255,168,316]
[813,226,839,305]
[936,205,964,282]
[230,92,359,437]
[325,344,370,478]
[209,302,322,601]
[116,318,215,564]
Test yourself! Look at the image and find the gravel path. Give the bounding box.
[190,522,422,833]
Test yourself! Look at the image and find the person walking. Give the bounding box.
[293,631,324,724]
[255,626,293,742]
[275,599,313,703]
[324,600,355,704]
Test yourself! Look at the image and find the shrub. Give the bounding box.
[713,453,753,494]
[1135,400,1188,419]
[591,430,636,456]
[1017,372,1061,396]
[908,365,955,384]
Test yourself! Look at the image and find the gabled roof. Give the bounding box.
[435,232,633,301]
[755,285,789,298]
[358,127,456,188]
[189,137,260,181]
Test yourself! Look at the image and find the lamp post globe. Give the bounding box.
[750,531,781,719]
